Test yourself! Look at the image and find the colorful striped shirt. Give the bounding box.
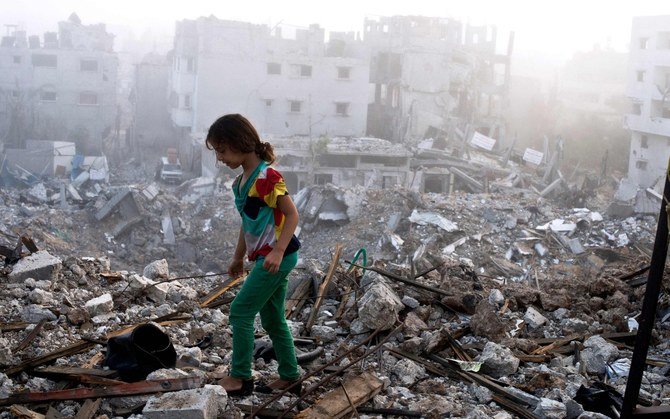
[233,161,300,261]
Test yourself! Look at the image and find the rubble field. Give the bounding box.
[1,170,670,419]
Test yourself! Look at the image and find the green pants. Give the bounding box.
[229,251,299,381]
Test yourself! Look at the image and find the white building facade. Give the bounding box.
[169,17,369,138]
[0,14,118,153]
[624,15,670,188]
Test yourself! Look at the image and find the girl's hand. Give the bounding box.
[228,258,244,278]
[262,249,283,274]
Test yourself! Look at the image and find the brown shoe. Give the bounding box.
[217,376,254,397]
[256,378,302,396]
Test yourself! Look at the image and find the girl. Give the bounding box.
[206,114,301,396]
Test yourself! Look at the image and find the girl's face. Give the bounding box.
[215,144,247,169]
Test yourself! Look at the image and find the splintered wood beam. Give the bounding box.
[73,398,101,419]
[200,275,244,308]
[295,372,383,419]
[13,319,47,353]
[2,341,95,376]
[0,322,31,332]
[9,405,45,419]
[305,244,342,333]
[0,377,202,406]
[285,276,312,319]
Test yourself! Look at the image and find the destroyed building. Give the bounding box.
[364,16,512,148]
[0,13,118,154]
[623,15,670,190]
[168,17,369,138]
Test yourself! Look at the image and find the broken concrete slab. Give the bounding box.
[142,386,218,419]
[478,342,520,378]
[357,280,404,331]
[95,187,133,221]
[8,251,62,283]
[84,293,114,317]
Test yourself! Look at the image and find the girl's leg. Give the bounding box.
[228,257,290,379]
[259,252,300,381]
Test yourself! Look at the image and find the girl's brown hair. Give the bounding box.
[205,114,275,163]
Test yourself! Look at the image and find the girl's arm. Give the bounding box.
[228,226,246,277]
[263,194,299,273]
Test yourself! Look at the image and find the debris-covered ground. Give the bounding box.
[1,159,669,419]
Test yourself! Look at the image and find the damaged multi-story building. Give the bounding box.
[0,13,118,154]
[623,15,670,190]
[168,17,369,138]
[364,15,513,147]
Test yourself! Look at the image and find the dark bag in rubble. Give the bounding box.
[104,323,177,382]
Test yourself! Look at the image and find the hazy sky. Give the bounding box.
[4,0,670,66]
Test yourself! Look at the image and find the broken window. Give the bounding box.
[291,64,312,77]
[11,90,19,98]
[360,155,407,167]
[174,56,180,72]
[186,57,195,73]
[80,59,98,72]
[314,173,333,185]
[636,160,648,170]
[335,102,349,116]
[318,154,357,168]
[32,54,57,68]
[265,99,273,107]
[632,103,642,115]
[637,70,645,82]
[640,135,648,148]
[184,94,191,109]
[13,55,21,64]
[382,176,398,189]
[337,66,351,79]
[640,37,649,49]
[39,88,57,102]
[290,100,302,112]
[79,92,98,105]
[267,62,281,75]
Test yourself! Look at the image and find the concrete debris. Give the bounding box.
[478,342,520,378]
[8,251,62,283]
[143,386,219,419]
[0,144,668,418]
[84,293,114,316]
[357,278,404,331]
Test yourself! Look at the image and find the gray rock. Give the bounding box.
[143,259,170,280]
[8,251,62,283]
[401,295,420,309]
[478,342,520,378]
[143,387,217,419]
[21,305,57,323]
[524,306,548,329]
[565,399,585,419]
[311,325,337,342]
[85,293,114,316]
[581,335,619,375]
[488,289,505,307]
[358,280,403,331]
[29,289,54,304]
[392,359,425,386]
[533,398,566,419]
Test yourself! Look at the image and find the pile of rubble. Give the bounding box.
[1,173,669,418]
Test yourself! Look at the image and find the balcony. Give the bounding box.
[624,113,670,136]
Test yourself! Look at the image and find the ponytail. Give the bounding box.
[256,141,275,164]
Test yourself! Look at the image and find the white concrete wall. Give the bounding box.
[624,15,670,188]
[170,18,369,138]
[0,45,118,146]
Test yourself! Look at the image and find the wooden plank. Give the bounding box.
[73,398,101,419]
[296,372,383,419]
[13,319,47,353]
[0,322,31,332]
[0,377,202,406]
[285,277,312,319]
[10,405,45,419]
[305,244,342,333]
[200,275,244,308]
